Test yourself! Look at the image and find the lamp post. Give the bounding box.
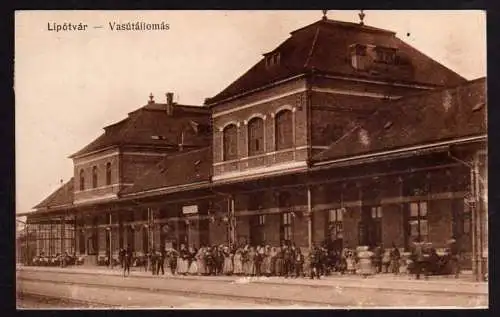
[107,212,112,268]
[448,149,487,281]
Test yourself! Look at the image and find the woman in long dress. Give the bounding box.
[188,246,198,275]
[176,244,188,275]
[262,246,272,277]
[196,246,207,276]
[254,246,263,277]
[233,249,243,275]
[241,246,249,276]
[258,246,266,276]
[275,247,284,277]
[269,247,277,276]
[222,247,234,275]
[216,245,225,275]
[248,247,257,277]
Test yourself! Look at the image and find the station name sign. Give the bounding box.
[182,205,198,215]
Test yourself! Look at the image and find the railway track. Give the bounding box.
[18,268,487,297]
[18,276,336,307]
[17,269,487,308]
[18,292,118,308]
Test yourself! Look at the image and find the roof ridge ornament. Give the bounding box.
[359,10,365,26]
[322,10,328,20]
[148,92,154,104]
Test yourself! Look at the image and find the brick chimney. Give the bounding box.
[166,92,174,116]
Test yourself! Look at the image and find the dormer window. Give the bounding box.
[350,44,367,56]
[350,44,399,70]
[374,47,397,64]
[265,52,281,68]
[349,44,368,70]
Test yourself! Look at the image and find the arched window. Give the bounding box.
[79,169,85,191]
[223,124,238,161]
[105,162,112,185]
[248,117,264,156]
[275,110,293,150]
[92,166,98,188]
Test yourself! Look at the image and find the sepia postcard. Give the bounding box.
[15,10,487,309]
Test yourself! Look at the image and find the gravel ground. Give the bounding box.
[17,293,107,309]
[17,269,487,308]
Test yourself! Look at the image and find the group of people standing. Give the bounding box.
[165,243,308,278]
[118,243,320,278]
[117,237,461,280]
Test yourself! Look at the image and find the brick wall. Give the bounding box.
[292,216,308,248]
[212,78,309,179]
[213,91,307,157]
[343,206,362,249]
[212,78,307,115]
[236,215,250,245]
[428,199,453,248]
[209,221,227,246]
[74,149,171,203]
[121,153,165,185]
[381,204,404,247]
[73,148,120,203]
[310,93,375,147]
[263,213,281,246]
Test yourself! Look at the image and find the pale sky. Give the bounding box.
[14,10,486,215]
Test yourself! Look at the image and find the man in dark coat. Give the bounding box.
[448,237,461,278]
[123,245,132,277]
[216,246,224,275]
[309,246,321,279]
[283,245,292,278]
[157,248,165,275]
[150,248,157,275]
[119,248,126,268]
[290,244,298,277]
[205,247,214,275]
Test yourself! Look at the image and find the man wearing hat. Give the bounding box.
[447,236,461,278]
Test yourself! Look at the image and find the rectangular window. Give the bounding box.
[258,215,265,226]
[284,226,292,241]
[370,206,383,246]
[375,48,396,64]
[371,206,382,219]
[408,201,429,242]
[327,208,344,240]
[281,212,293,242]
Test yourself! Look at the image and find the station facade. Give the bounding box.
[21,17,487,277]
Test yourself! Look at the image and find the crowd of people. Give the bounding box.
[31,251,84,267]
[118,240,407,279]
[29,237,462,280]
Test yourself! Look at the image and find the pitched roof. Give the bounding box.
[70,103,211,158]
[206,18,466,105]
[312,78,486,163]
[33,178,74,210]
[121,147,212,195]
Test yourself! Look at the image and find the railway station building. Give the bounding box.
[19,16,487,279]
